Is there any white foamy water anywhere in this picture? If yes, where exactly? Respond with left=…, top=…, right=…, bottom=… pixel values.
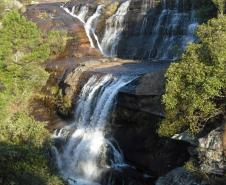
left=101, top=0, right=131, bottom=56
left=146, top=0, right=198, bottom=60
left=84, top=5, right=104, bottom=52
left=62, top=0, right=198, bottom=60
left=62, top=4, right=104, bottom=53
left=53, top=74, right=135, bottom=185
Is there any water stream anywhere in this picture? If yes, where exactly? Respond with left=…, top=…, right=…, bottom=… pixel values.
left=62, top=0, right=198, bottom=60
left=52, top=74, right=136, bottom=185
left=56, top=0, right=200, bottom=184
left=100, top=0, right=131, bottom=57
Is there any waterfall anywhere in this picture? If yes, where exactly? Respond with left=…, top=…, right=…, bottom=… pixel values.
left=140, top=0, right=199, bottom=60
left=101, top=0, right=131, bottom=57
left=84, top=5, right=104, bottom=52
left=62, top=4, right=89, bottom=24
left=53, top=74, right=135, bottom=185
left=62, top=0, right=199, bottom=60
left=62, top=4, right=104, bottom=53
left=115, top=0, right=199, bottom=61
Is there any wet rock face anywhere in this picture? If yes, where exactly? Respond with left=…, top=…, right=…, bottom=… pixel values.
left=111, top=118, right=190, bottom=175
left=155, top=168, right=208, bottom=185
left=156, top=167, right=226, bottom=185
left=198, top=125, right=226, bottom=175
left=110, top=70, right=190, bottom=175
left=62, top=0, right=216, bottom=61
left=25, top=3, right=101, bottom=59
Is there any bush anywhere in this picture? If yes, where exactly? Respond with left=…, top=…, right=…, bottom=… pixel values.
left=47, top=30, right=68, bottom=56
left=0, top=10, right=65, bottom=185
left=158, top=15, right=226, bottom=137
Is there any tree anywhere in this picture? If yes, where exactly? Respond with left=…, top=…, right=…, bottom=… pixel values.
left=0, top=10, right=65, bottom=185
left=158, top=15, right=226, bottom=137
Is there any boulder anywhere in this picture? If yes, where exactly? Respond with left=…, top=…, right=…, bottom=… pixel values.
left=156, top=167, right=226, bottom=185
left=198, top=124, right=226, bottom=175
left=156, top=168, right=208, bottom=185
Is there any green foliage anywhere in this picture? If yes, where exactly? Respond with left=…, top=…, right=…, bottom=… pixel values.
left=0, top=10, right=65, bottom=184
left=184, top=160, right=199, bottom=173
left=0, top=10, right=50, bottom=63
left=0, top=113, right=64, bottom=185
left=159, top=16, right=226, bottom=137
left=0, top=2, right=6, bottom=18
left=47, top=30, right=68, bottom=56
left=0, top=0, right=25, bottom=20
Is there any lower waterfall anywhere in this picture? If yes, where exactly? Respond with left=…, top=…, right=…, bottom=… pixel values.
left=52, top=74, right=135, bottom=185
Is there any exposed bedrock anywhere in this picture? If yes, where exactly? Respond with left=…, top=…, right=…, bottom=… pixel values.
left=25, top=2, right=101, bottom=59
left=197, top=123, right=226, bottom=175
left=110, top=70, right=190, bottom=175
left=62, top=0, right=216, bottom=60
left=156, top=167, right=226, bottom=185
left=100, top=167, right=155, bottom=185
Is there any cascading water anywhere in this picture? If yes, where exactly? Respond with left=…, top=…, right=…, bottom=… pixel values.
left=117, top=0, right=199, bottom=60
left=62, top=4, right=88, bottom=23
left=52, top=74, right=135, bottom=185
left=62, top=0, right=199, bottom=61
left=152, top=0, right=198, bottom=60
left=139, top=0, right=156, bottom=34
left=53, top=1, right=203, bottom=184
left=62, top=3, right=104, bottom=53
left=100, top=0, right=131, bottom=57
left=84, top=5, right=104, bottom=52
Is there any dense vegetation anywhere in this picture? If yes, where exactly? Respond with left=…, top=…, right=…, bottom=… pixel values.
left=159, top=0, right=226, bottom=136
left=0, top=9, right=66, bottom=185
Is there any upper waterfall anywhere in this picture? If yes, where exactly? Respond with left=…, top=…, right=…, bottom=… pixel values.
left=100, top=0, right=131, bottom=57
left=52, top=74, right=135, bottom=185
left=62, top=0, right=199, bottom=61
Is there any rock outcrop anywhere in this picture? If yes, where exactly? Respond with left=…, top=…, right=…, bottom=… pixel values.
left=25, top=2, right=104, bottom=129
left=25, top=2, right=101, bottom=58
left=156, top=168, right=207, bottom=185
left=198, top=124, right=226, bottom=175
left=100, top=167, right=155, bottom=185
left=156, top=167, right=226, bottom=185
left=62, top=0, right=216, bottom=60
left=109, top=69, right=190, bottom=175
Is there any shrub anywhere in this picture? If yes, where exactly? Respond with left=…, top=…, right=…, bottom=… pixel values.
left=0, top=10, right=65, bottom=185
left=47, top=30, right=68, bottom=56
left=158, top=15, right=226, bottom=137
